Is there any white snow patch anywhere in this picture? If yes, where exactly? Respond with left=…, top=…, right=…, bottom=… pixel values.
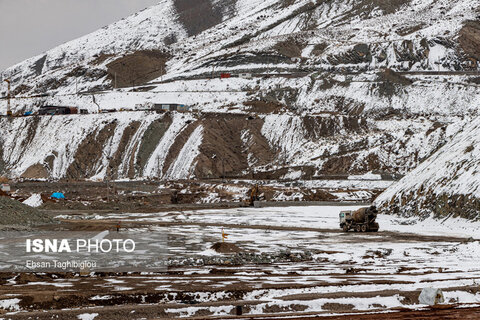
left=77, top=313, right=99, bottom=320
left=0, top=298, right=21, bottom=311
left=23, top=194, right=43, bottom=207
left=164, top=125, right=204, bottom=180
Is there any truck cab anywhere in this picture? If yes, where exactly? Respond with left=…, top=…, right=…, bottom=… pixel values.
left=339, top=210, right=352, bottom=230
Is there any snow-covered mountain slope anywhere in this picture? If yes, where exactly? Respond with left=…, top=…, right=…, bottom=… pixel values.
left=1, top=0, right=479, bottom=102
left=0, top=0, right=479, bottom=193
left=0, top=111, right=450, bottom=181
left=2, top=2, right=184, bottom=91
left=376, top=116, right=480, bottom=219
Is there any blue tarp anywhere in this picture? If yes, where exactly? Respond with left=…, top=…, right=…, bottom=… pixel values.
left=51, top=192, right=65, bottom=199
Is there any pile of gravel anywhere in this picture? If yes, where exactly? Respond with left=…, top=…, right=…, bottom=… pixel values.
left=168, top=250, right=315, bottom=267
left=0, top=196, right=53, bottom=228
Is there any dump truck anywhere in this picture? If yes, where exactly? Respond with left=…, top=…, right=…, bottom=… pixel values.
left=339, top=206, right=379, bottom=232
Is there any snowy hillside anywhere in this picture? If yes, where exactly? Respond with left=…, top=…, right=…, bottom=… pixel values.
left=1, top=1, right=184, bottom=92
left=0, top=111, right=451, bottom=181
left=0, top=0, right=479, bottom=191
left=1, top=0, right=479, bottom=104
left=376, top=116, right=480, bottom=219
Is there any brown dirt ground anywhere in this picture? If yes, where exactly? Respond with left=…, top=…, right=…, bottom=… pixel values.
left=4, top=305, right=480, bottom=320
left=66, top=122, right=117, bottom=179
left=244, top=100, right=285, bottom=114
left=0, top=207, right=477, bottom=319
left=459, top=21, right=480, bottom=61
left=20, top=163, right=49, bottom=180
left=106, top=50, right=169, bottom=88
left=211, top=242, right=243, bottom=253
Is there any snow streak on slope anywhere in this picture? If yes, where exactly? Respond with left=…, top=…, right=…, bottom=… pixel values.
left=261, top=115, right=305, bottom=159
left=143, top=113, right=194, bottom=177
left=116, top=113, right=160, bottom=177
left=164, top=125, right=204, bottom=180
left=0, top=112, right=196, bottom=180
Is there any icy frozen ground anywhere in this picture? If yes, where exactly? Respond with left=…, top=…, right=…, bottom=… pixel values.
left=91, top=205, right=480, bottom=239
left=44, top=205, right=480, bottom=317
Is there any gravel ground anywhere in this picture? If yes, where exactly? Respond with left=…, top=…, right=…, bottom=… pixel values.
left=0, top=196, right=53, bottom=228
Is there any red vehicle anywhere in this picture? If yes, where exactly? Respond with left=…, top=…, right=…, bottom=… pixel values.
left=220, top=73, right=231, bottom=79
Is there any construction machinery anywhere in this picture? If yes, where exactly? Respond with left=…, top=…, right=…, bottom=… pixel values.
left=249, top=184, right=260, bottom=206
left=3, top=79, right=12, bottom=117
left=339, top=206, right=379, bottom=232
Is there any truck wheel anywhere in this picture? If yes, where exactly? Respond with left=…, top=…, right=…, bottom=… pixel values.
left=355, top=225, right=361, bottom=232
left=343, top=224, right=349, bottom=232
left=361, top=225, right=367, bottom=232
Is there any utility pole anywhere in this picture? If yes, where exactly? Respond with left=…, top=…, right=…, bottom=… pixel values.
left=106, top=165, right=110, bottom=203
left=104, top=155, right=112, bottom=203
left=222, top=156, right=225, bottom=182
left=3, top=79, right=12, bottom=117
left=111, top=165, right=116, bottom=199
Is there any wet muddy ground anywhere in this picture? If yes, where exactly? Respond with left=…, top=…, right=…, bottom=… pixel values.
left=1, top=205, right=480, bottom=319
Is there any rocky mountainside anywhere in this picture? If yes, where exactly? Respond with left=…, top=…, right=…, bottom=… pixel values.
left=376, top=116, right=480, bottom=219
left=2, top=0, right=479, bottom=103
left=0, top=0, right=479, bottom=213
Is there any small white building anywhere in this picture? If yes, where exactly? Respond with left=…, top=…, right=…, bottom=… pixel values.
left=239, top=73, right=252, bottom=79
left=1, top=184, right=11, bottom=193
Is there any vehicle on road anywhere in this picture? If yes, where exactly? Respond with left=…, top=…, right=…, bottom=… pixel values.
left=340, top=206, right=379, bottom=232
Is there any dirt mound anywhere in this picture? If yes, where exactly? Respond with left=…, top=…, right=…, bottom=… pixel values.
left=0, top=196, right=53, bottom=227
left=459, top=21, right=480, bottom=60
left=244, top=100, right=285, bottom=114
left=211, top=242, right=243, bottom=254
left=106, top=50, right=169, bottom=88
left=273, top=37, right=306, bottom=58
left=21, top=163, right=49, bottom=180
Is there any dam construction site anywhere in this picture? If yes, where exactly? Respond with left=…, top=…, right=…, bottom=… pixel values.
left=1, top=0, right=480, bottom=319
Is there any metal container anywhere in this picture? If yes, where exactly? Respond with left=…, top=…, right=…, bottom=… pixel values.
left=352, top=207, right=367, bottom=223
left=352, top=206, right=377, bottom=223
